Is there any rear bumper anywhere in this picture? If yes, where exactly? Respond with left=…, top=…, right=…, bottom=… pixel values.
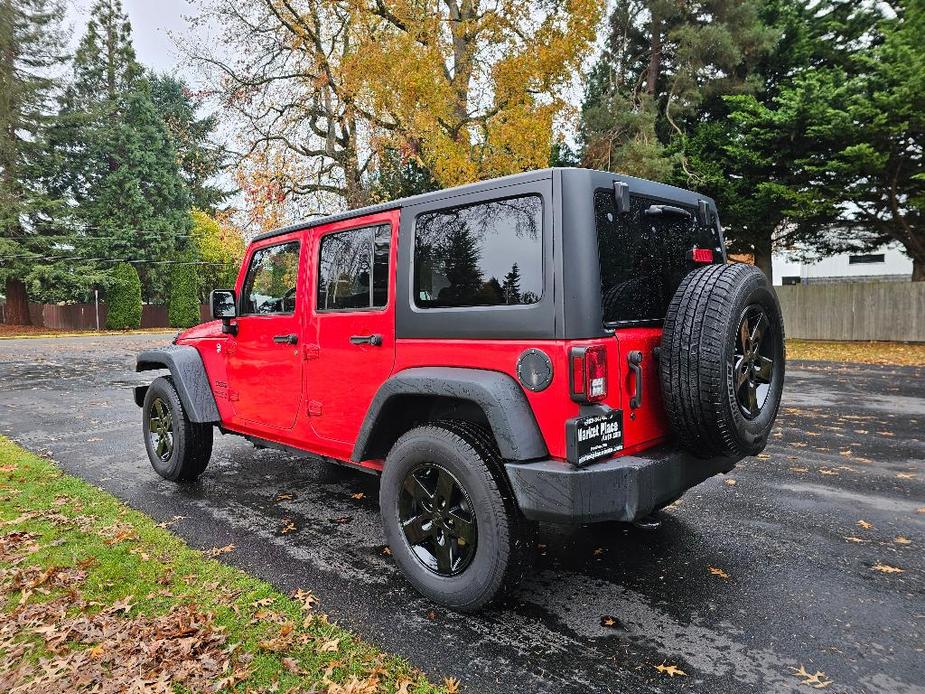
left=504, top=446, right=740, bottom=523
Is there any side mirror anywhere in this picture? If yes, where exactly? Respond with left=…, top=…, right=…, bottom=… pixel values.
left=210, top=289, right=238, bottom=335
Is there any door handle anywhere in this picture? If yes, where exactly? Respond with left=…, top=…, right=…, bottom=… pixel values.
left=628, top=351, right=643, bottom=409
left=273, top=334, right=298, bottom=345
left=350, top=334, right=382, bottom=346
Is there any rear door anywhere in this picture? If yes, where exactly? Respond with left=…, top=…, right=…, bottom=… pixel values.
left=225, top=233, right=305, bottom=430
left=594, top=187, right=723, bottom=450
left=306, top=211, right=398, bottom=446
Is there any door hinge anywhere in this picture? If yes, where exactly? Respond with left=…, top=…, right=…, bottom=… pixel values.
left=308, top=400, right=322, bottom=416
left=303, top=344, right=320, bottom=361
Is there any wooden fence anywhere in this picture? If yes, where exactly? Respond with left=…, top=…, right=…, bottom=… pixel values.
left=1, top=303, right=211, bottom=331
left=3, top=284, right=923, bottom=340
left=776, top=282, right=925, bottom=342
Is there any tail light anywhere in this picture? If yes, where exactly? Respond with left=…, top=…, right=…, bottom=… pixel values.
left=570, top=345, right=608, bottom=404
left=689, top=247, right=714, bottom=263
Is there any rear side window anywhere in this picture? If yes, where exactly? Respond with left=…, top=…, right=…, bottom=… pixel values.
left=317, top=224, right=390, bottom=311
left=413, top=195, right=543, bottom=308
left=595, top=191, right=721, bottom=325
left=240, top=241, right=300, bottom=315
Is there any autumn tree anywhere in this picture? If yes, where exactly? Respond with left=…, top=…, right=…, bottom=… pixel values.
left=0, top=0, right=67, bottom=324
left=189, top=0, right=600, bottom=223
left=190, top=209, right=245, bottom=300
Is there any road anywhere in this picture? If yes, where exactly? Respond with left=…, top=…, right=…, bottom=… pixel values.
left=0, top=334, right=922, bottom=693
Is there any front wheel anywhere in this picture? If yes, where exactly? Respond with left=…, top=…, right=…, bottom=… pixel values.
left=380, top=422, right=529, bottom=612
left=142, top=376, right=213, bottom=481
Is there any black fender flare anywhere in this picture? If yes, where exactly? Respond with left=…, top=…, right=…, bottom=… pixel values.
left=352, top=367, right=548, bottom=462
left=135, top=345, right=220, bottom=423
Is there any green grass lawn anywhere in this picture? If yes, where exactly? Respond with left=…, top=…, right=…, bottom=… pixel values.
left=0, top=436, right=450, bottom=693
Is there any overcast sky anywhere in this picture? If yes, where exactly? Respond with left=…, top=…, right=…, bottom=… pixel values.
left=66, top=0, right=195, bottom=75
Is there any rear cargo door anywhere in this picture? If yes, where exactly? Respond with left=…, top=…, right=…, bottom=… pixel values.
left=594, top=186, right=723, bottom=450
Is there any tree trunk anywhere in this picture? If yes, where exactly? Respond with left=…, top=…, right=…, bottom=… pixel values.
left=646, top=15, right=662, bottom=96
left=913, top=257, right=924, bottom=282
left=752, top=236, right=773, bottom=281
left=4, top=276, right=32, bottom=326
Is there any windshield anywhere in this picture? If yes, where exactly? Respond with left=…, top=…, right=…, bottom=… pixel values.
left=594, top=190, right=722, bottom=326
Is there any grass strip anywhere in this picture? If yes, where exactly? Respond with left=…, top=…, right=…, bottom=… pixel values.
left=786, top=339, right=925, bottom=366
left=0, top=436, right=450, bottom=693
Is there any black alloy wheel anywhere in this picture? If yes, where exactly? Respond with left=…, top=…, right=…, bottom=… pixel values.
left=148, top=397, right=174, bottom=462
left=399, top=463, right=478, bottom=576
left=733, top=305, right=776, bottom=419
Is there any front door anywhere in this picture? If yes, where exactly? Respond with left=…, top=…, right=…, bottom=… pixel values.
left=226, top=234, right=305, bottom=430
left=308, top=213, right=397, bottom=446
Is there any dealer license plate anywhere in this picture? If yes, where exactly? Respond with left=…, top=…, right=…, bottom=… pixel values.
left=566, top=409, right=624, bottom=466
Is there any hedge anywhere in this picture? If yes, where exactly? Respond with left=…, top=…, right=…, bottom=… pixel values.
left=106, top=263, right=142, bottom=329
left=168, top=257, right=201, bottom=328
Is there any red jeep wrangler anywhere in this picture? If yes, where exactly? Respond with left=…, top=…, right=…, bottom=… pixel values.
left=136, top=168, right=784, bottom=611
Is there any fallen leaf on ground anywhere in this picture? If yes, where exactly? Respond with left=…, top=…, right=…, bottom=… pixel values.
left=654, top=663, right=687, bottom=677
left=319, top=638, right=340, bottom=653
left=351, top=492, right=365, bottom=500
left=279, top=519, right=297, bottom=534
left=708, top=566, right=730, bottom=579
left=896, top=472, right=916, bottom=480
left=871, top=563, right=904, bottom=574
left=857, top=520, right=873, bottom=530
left=206, top=543, right=235, bottom=557
left=791, top=665, right=833, bottom=688
left=844, top=537, right=866, bottom=543
left=444, top=677, right=461, bottom=693
left=291, top=588, right=317, bottom=612
left=724, top=479, right=737, bottom=486
left=396, top=678, right=413, bottom=694
left=819, top=468, right=839, bottom=476
left=600, top=615, right=623, bottom=629
left=275, top=492, right=294, bottom=502
left=894, top=536, right=911, bottom=545
left=790, top=467, right=809, bottom=473
left=381, top=546, right=392, bottom=556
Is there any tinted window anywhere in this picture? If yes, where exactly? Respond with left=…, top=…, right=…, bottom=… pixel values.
left=414, top=195, right=543, bottom=308
left=318, top=225, right=390, bottom=311
left=241, top=241, right=300, bottom=315
left=595, top=191, right=721, bottom=325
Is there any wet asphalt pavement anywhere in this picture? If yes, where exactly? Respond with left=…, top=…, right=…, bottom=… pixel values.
left=0, top=334, right=922, bottom=693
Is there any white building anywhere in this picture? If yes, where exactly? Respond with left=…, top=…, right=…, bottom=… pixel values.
left=771, top=243, right=913, bottom=286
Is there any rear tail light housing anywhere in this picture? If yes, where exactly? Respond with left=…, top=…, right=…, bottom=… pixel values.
left=569, top=345, right=608, bottom=404
left=689, top=247, right=714, bottom=263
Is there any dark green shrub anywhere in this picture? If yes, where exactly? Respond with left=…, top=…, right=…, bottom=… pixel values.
left=106, top=263, right=142, bottom=329
left=168, top=257, right=201, bottom=328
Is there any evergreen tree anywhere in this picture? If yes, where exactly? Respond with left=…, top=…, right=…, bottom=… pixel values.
left=439, top=224, right=483, bottom=304
left=721, top=0, right=924, bottom=279
left=149, top=74, right=229, bottom=211
left=684, top=0, right=878, bottom=276
left=48, top=0, right=192, bottom=303
left=0, top=0, right=67, bottom=324
left=502, top=263, right=522, bottom=304
left=577, top=0, right=776, bottom=181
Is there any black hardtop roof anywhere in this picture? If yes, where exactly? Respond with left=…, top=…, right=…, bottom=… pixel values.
left=251, top=167, right=712, bottom=244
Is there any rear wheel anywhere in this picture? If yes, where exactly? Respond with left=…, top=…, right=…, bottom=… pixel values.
left=660, top=263, right=785, bottom=457
left=380, top=422, right=529, bottom=611
left=142, top=376, right=213, bottom=481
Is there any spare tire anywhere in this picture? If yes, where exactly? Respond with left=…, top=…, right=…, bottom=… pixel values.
left=660, top=263, right=785, bottom=457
